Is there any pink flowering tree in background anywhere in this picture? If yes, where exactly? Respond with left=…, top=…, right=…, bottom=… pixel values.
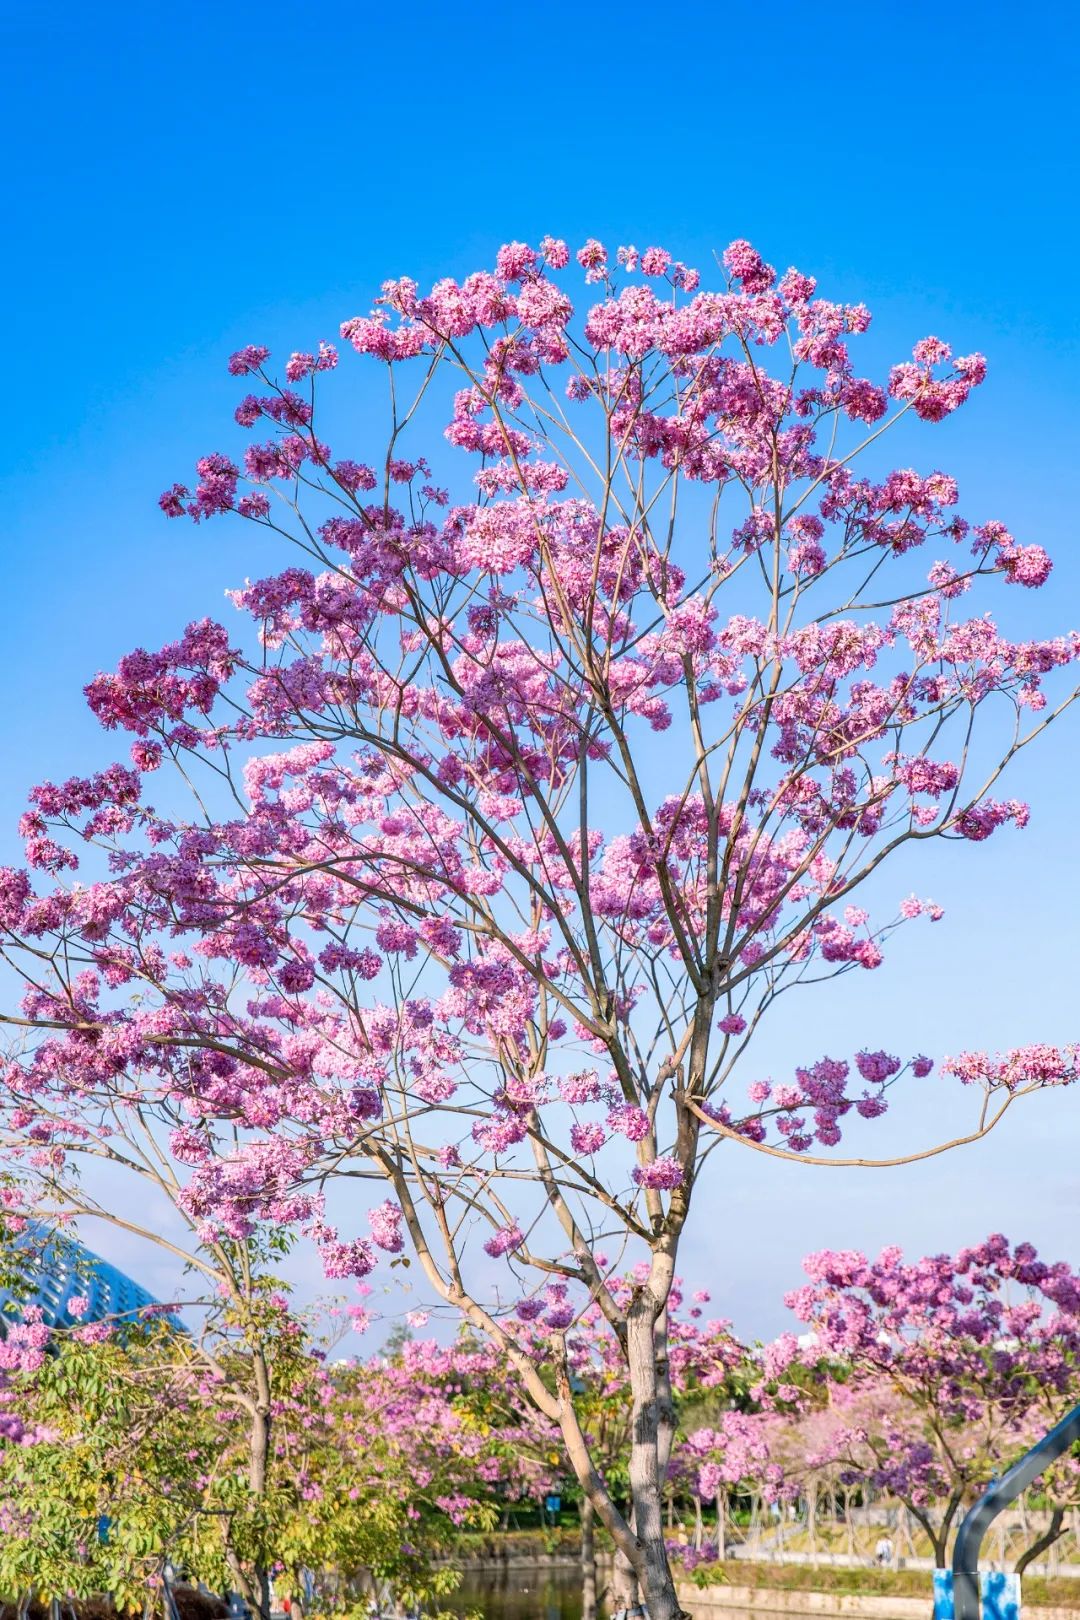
left=777, top=1235, right=1080, bottom=1569
left=677, top=1409, right=781, bottom=1564
left=349, top=1328, right=561, bottom=1533
left=0, top=233, right=1077, bottom=1618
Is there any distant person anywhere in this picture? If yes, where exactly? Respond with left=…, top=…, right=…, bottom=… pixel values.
left=875, top=1536, right=894, bottom=1567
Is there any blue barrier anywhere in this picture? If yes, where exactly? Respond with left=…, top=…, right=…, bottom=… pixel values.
left=934, top=1570, right=1021, bottom=1620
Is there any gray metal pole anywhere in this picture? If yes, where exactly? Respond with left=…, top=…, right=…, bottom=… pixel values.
left=952, top=1402, right=1080, bottom=1620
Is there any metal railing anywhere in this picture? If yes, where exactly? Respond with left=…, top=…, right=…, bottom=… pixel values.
left=953, top=1404, right=1080, bottom=1620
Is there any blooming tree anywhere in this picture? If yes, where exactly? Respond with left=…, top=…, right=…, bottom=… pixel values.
left=340, top=1329, right=557, bottom=1533
left=777, top=1235, right=1080, bottom=1567
left=676, top=1403, right=799, bottom=1568
left=0, top=1005, right=370, bottom=1615
left=0, top=234, right=1077, bottom=1618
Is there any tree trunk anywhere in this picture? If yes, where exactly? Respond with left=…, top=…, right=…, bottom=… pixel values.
left=627, top=1290, right=687, bottom=1619
left=1015, top=1507, right=1065, bottom=1576
left=581, top=1495, right=598, bottom=1620
left=247, top=1371, right=273, bottom=1620
left=224, top=1551, right=261, bottom=1619
left=610, top=1536, right=641, bottom=1620
left=807, top=1480, right=818, bottom=1568
left=715, top=1492, right=726, bottom=1563
left=932, top=1524, right=950, bottom=1569
left=655, top=1301, right=677, bottom=1483
left=898, top=1504, right=916, bottom=1559
left=842, top=1488, right=853, bottom=1559
left=907, top=1500, right=948, bottom=1569
left=694, top=1496, right=704, bottom=1551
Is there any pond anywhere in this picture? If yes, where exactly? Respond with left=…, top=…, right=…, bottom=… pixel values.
left=446, top=1567, right=584, bottom=1620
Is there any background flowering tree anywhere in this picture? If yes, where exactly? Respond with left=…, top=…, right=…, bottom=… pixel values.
left=0, top=1273, right=328, bottom=1618
left=0, top=1200, right=336, bottom=1616
left=678, top=1410, right=782, bottom=1565
left=1, top=234, right=1077, bottom=1618
left=776, top=1235, right=1080, bottom=1568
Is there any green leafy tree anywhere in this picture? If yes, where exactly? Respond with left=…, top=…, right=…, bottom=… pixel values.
left=0, top=1297, right=501, bottom=1618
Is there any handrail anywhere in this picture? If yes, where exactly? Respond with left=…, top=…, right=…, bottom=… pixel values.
left=952, top=1402, right=1080, bottom=1620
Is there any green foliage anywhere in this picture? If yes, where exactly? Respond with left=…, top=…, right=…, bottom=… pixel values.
left=0, top=1293, right=466, bottom=1616
left=0, top=1195, right=33, bottom=1302
left=0, top=1326, right=213, bottom=1612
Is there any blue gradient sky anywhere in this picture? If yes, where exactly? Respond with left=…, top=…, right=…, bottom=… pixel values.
left=1, top=0, right=1078, bottom=1336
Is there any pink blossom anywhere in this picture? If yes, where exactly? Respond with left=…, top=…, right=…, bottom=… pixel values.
left=633, top=1157, right=685, bottom=1190
left=606, top=1104, right=650, bottom=1142
left=484, top=1225, right=524, bottom=1259
left=368, top=1199, right=405, bottom=1253
left=570, top=1122, right=607, bottom=1156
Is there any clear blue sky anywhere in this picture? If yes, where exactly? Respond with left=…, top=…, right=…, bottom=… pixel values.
left=1, top=0, right=1078, bottom=1336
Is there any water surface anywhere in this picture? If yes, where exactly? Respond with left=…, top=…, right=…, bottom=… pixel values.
left=448, top=1567, right=584, bottom=1620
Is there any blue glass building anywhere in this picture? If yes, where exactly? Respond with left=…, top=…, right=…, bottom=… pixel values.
left=0, top=1223, right=183, bottom=1331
